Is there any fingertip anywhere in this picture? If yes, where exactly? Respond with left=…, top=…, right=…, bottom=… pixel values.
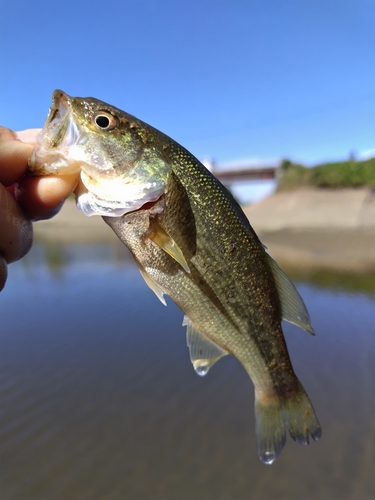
left=30, top=199, right=65, bottom=222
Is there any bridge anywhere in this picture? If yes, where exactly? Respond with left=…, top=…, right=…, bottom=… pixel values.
left=200, top=158, right=279, bottom=183
left=213, top=166, right=279, bottom=183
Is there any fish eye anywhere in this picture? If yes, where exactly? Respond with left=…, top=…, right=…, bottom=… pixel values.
left=93, top=112, right=117, bottom=131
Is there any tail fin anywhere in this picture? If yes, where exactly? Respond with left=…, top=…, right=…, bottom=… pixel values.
left=254, top=384, right=321, bottom=464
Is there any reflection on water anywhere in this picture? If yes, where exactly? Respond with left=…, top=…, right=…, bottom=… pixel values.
left=1, top=243, right=375, bottom=500
left=284, top=266, right=375, bottom=295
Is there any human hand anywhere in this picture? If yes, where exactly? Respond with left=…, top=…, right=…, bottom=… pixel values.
left=0, top=126, right=78, bottom=290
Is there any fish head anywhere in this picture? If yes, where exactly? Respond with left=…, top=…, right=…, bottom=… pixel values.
left=28, top=90, right=170, bottom=216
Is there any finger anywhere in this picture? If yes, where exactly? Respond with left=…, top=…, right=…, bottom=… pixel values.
left=0, top=185, right=33, bottom=263
left=16, top=173, right=78, bottom=221
left=15, top=129, right=41, bottom=144
left=0, top=127, right=36, bottom=186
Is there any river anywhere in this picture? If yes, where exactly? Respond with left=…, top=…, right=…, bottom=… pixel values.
left=1, top=241, right=375, bottom=500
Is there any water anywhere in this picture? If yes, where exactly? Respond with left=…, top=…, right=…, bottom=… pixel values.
left=1, top=242, right=375, bottom=500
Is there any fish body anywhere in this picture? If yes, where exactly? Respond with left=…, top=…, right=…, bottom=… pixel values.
left=29, top=90, right=321, bottom=463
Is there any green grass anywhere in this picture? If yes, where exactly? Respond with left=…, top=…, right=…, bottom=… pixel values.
left=278, top=157, right=375, bottom=190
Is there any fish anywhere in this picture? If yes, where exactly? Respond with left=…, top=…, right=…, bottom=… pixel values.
left=28, top=90, right=321, bottom=464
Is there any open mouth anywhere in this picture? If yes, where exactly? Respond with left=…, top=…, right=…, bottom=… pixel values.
left=28, top=90, right=82, bottom=175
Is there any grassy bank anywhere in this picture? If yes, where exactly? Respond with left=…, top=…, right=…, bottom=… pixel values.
left=278, top=157, right=375, bottom=190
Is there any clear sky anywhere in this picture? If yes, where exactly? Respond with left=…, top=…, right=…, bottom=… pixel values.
left=1, top=0, right=374, bottom=167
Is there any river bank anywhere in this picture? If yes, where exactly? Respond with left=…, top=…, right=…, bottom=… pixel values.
left=32, top=188, right=375, bottom=272
left=243, top=187, right=375, bottom=272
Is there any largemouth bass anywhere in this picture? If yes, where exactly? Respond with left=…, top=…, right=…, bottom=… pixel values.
left=28, top=90, right=321, bottom=464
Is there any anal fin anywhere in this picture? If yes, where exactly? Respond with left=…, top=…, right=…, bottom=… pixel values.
left=183, top=315, right=228, bottom=376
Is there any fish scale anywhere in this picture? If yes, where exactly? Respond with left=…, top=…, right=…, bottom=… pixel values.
left=28, top=90, right=321, bottom=464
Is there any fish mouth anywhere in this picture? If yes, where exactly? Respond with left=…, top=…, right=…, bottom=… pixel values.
left=28, top=90, right=83, bottom=175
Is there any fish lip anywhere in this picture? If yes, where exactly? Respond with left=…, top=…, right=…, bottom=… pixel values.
left=52, top=89, right=71, bottom=110
left=47, top=90, right=70, bottom=121
left=41, top=90, right=72, bottom=148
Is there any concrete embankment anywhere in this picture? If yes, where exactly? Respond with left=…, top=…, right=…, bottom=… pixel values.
left=243, top=187, right=375, bottom=272
left=32, top=188, right=375, bottom=272
left=243, top=187, right=375, bottom=232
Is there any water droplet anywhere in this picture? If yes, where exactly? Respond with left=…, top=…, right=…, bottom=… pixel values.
left=261, top=451, right=276, bottom=465
left=194, top=362, right=209, bottom=377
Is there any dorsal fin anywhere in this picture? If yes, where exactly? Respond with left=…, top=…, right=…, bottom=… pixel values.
left=266, top=254, right=314, bottom=335
left=183, top=316, right=229, bottom=376
left=147, top=218, right=190, bottom=273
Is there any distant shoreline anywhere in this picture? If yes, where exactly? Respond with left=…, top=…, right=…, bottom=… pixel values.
left=33, top=189, right=375, bottom=272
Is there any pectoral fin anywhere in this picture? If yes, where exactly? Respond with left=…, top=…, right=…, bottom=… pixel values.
left=266, top=254, right=314, bottom=335
left=137, top=262, right=167, bottom=306
left=183, top=316, right=229, bottom=376
left=147, top=218, right=190, bottom=273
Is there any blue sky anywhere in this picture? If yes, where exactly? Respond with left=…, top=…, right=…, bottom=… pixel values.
left=1, top=0, right=374, bottom=168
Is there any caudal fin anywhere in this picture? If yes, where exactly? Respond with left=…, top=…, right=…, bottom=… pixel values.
left=254, top=385, right=321, bottom=464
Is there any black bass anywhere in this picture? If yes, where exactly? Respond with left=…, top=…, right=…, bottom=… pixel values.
left=28, top=90, right=321, bottom=464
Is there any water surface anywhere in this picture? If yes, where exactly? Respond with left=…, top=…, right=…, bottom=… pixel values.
left=1, top=242, right=375, bottom=499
